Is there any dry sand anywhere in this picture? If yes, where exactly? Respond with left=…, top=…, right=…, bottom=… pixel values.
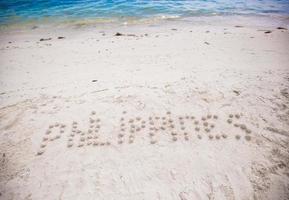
left=0, top=16, right=289, bottom=200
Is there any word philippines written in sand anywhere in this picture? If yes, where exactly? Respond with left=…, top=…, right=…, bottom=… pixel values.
left=37, top=111, right=253, bottom=156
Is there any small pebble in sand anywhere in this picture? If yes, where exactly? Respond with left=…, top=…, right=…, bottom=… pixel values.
left=40, top=142, right=46, bottom=148
left=149, top=117, right=152, bottom=120
left=168, top=119, right=173, bottom=123
left=129, top=135, right=134, bottom=139
left=179, top=116, right=183, bottom=120
left=37, top=149, right=45, bottom=155
left=245, top=135, right=251, bottom=141
left=185, top=116, right=189, bottom=119
left=136, top=127, right=141, bottom=131
left=215, top=135, right=220, bottom=140
left=184, top=132, right=188, bottom=136
left=91, top=111, right=96, bottom=115
left=149, top=121, right=154, bottom=125
left=208, top=135, right=214, bottom=140
left=171, top=132, right=177, bottom=136
left=235, top=135, right=241, bottom=140
left=160, top=126, right=165, bottom=130
left=210, top=124, right=215, bottom=128
left=235, top=114, right=240, bottom=119
left=70, top=133, right=75, bottom=137
left=122, top=111, right=127, bottom=114
left=121, top=123, right=125, bottom=127
left=90, top=119, right=95, bottom=124
left=106, top=142, right=111, bottom=146
left=194, top=120, right=199, bottom=125
left=162, top=121, right=167, bottom=125
left=136, top=117, right=141, bottom=121
left=120, top=117, right=124, bottom=121
left=80, top=137, right=85, bottom=142
left=78, top=143, right=84, bottom=147
left=73, top=121, right=77, bottom=125
left=195, top=127, right=200, bottom=132
left=93, top=141, right=99, bottom=146
left=190, top=116, right=195, bottom=120
left=96, top=125, right=100, bottom=128
left=240, top=124, right=246, bottom=130
left=227, top=119, right=232, bottom=124
left=130, top=129, right=135, bottom=133
left=222, top=134, right=227, bottom=138
left=197, top=135, right=202, bottom=139
left=42, top=136, right=49, bottom=141
left=141, top=125, right=145, bottom=128
left=213, top=115, right=218, bottom=119
left=162, top=117, right=166, bottom=120
left=181, top=126, right=185, bottom=130
left=184, top=136, right=189, bottom=141
left=170, top=125, right=175, bottom=128
left=207, top=114, right=212, bottom=119
left=234, top=124, right=239, bottom=127
left=87, top=141, right=92, bottom=145
left=166, top=111, right=171, bottom=115
left=141, top=120, right=146, bottom=124
left=93, top=135, right=98, bottom=139
left=118, top=140, right=123, bottom=144
left=246, top=129, right=252, bottom=134
left=172, top=137, right=178, bottom=141
left=49, top=125, right=54, bottom=129
left=201, top=117, right=206, bottom=121
left=149, top=132, right=154, bottom=136
left=205, top=128, right=210, bottom=133
left=180, top=121, right=184, bottom=125
left=68, top=137, right=73, bottom=141
left=45, top=130, right=51, bottom=135
left=131, top=124, right=135, bottom=128
left=129, top=119, right=134, bottom=123
left=96, top=119, right=101, bottom=122
left=87, top=135, right=92, bottom=139
left=120, top=128, right=125, bottom=131
left=229, top=114, right=234, bottom=118
left=203, top=122, right=208, bottom=127
left=61, top=124, right=66, bottom=128
left=150, top=140, right=157, bottom=144
left=55, top=123, right=59, bottom=127
left=67, top=142, right=73, bottom=148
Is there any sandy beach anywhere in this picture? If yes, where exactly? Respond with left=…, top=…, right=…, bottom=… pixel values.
left=0, top=16, right=289, bottom=200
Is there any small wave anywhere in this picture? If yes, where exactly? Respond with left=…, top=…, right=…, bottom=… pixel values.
left=160, top=15, right=180, bottom=20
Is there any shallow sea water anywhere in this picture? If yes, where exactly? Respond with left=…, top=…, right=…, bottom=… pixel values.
left=0, top=0, right=289, bottom=27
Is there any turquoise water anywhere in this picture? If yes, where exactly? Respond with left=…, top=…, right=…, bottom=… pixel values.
left=0, top=0, right=289, bottom=26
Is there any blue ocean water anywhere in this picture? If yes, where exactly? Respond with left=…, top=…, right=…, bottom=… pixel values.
left=0, top=0, right=289, bottom=26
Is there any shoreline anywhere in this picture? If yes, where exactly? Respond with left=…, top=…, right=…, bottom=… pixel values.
left=1, top=14, right=289, bottom=34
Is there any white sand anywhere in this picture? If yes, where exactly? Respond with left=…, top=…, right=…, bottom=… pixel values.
left=0, top=16, right=289, bottom=200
